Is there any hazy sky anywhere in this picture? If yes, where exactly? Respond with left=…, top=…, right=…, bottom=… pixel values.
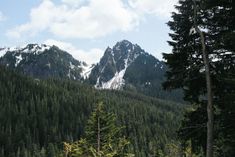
left=0, top=0, right=178, bottom=64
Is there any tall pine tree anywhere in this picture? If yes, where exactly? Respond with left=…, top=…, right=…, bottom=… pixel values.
left=163, top=0, right=235, bottom=156
left=63, top=102, right=134, bottom=157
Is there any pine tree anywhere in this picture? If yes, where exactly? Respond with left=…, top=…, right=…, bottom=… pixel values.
left=163, top=0, right=235, bottom=156
left=63, top=102, right=134, bottom=157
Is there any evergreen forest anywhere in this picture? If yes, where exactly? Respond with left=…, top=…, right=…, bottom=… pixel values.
left=0, top=0, right=234, bottom=157
left=0, top=66, right=184, bottom=157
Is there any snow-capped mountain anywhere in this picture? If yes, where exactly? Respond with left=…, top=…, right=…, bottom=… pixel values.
left=88, top=40, right=167, bottom=91
left=0, top=44, right=91, bottom=80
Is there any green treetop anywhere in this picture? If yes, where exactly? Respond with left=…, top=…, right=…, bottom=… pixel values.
left=63, top=102, right=134, bottom=157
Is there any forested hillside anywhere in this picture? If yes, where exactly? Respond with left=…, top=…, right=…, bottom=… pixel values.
left=0, top=66, right=184, bottom=157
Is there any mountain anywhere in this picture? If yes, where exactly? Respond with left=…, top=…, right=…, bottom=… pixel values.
left=0, top=41, right=182, bottom=101
left=88, top=40, right=182, bottom=100
left=0, top=41, right=184, bottom=156
left=0, top=44, right=91, bottom=80
left=89, top=40, right=166, bottom=89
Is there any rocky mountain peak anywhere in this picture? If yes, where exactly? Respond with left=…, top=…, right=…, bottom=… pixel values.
left=103, top=40, right=145, bottom=70
left=113, top=40, right=143, bottom=55
left=88, top=40, right=164, bottom=90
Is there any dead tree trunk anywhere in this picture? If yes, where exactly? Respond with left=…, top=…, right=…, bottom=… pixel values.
left=193, top=1, right=214, bottom=157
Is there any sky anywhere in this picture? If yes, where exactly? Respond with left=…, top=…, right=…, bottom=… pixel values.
left=0, top=0, right=178, bottom=64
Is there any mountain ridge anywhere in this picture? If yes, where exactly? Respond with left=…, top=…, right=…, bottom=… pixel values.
left=0, top=43, right=91, bottom=80
left=0, top=40, right=182, bottom=101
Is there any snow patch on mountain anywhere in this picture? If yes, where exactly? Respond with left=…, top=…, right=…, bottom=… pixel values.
left=95, top=77, right=101, bottom=88
left=2, top=44, right=51, bottom=57
left=22, top=44, right=51, bottom=55
left=15, top=54, right=23, bottom=67
left=81, top=63, right=94, bottom=79
left=67, top=69, right=72, bottom=78
left=0, top=48, right=8, bottom=57
left=101, top=69, right=126, bottom=89
left=96, top=52, right=133, bottom=89
left=69, top=62, right=75, bottom=69
left=101, top=56, right=129, bottom=89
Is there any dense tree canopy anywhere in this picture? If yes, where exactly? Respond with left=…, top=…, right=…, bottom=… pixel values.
left=0, top=66, right=184, bottom=157
left=163, top=0, right=235, bottom=156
